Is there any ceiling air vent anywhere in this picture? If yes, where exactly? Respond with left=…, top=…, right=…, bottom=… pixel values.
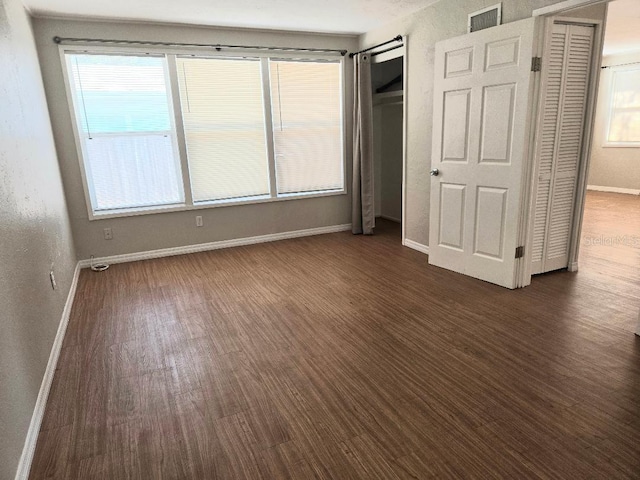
left=468, top=3, right=502, bottom=33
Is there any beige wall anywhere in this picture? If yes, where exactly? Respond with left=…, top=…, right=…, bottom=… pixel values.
left=588, top=50, right=640, bottom=191
left=0, top=0, right=77, bottom=477
left=380, top=103, right=404, bottom=221
left=358, top=0, right=596, bottom=247
left=32, top=17, right=358, bottom=260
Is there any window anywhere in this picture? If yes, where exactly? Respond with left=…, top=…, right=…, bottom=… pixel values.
left=270, top=59, right=344, bottom=194
left=176, top=57, right=270, bottom=202
left=63, top=49, right=345, bottom=218
left=606, top=66, right=640, bottom=147
left=67, top=54, right=184, bottom=212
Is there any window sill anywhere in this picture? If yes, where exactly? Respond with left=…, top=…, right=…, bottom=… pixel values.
left=602, top=142, right=640, bottom=148
left=89, top=188, right=347, bottom=220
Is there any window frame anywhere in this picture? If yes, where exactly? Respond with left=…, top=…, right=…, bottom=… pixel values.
left=59, top=44, right=347, bottom=220
left=603, top=64, right=640, bottom=148
left=267, top=57, right=346, bottom=196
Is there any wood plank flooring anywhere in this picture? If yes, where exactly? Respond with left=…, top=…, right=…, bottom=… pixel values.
left=30, top=191, right=640, bottom=479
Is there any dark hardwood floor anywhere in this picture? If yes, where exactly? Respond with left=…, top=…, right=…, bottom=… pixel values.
left=30, top=191, right=640, bottom=479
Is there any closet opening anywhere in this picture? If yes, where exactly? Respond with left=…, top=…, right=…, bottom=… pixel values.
left=371, top=53, right=405, bottom=243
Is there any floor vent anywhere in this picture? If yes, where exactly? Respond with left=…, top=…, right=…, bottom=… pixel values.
left=468, top=3, right=502, bottom=33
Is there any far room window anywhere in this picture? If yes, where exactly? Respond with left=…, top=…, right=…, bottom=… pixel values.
left=66, top=54, right=184, bottom=212
left=606, top=65, right=640, bottom=147
left=63, top=49, right=346, bottom=218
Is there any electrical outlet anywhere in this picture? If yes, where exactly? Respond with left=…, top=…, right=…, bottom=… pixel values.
left=49, top=271, right=57, bottom=290
left=196, top=216, right=203, bottom=227
left=103, top=227, right=113, bottom=240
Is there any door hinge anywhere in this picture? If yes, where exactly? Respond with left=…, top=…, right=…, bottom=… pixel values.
left=515, top=246, right=525, bottom=259
left=531, top=57, right=542, bottom=72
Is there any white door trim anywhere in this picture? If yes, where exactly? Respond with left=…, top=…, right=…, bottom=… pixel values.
left=401, top=35, right=408, bottom=246
left=567, top=14, right=606, bottom=272
left=370, top=37, right=408, bottom=245
left=516, top=18, right=547, bottom=287
left=533, top=0, right=608, bottom=17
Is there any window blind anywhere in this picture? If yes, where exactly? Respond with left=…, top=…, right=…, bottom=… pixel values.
left=176, top=57, right=270, bottom=202
left=67, top=54, right=184, bottom=211
left=64, top=49, right=346, bottom=217
left=269, top=59, right=344, bottom=194
left=608, top=67, right=640, bottom=144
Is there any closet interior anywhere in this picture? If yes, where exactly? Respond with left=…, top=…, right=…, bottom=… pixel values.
left=372, top=56, right=404, bottom=226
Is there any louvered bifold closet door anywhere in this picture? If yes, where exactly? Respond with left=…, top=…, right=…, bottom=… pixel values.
left=531, top=23, right=594, bottom=274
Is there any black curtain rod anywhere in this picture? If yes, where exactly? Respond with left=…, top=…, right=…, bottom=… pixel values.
left=602, top=61, right=640, bottom=69
left=371, top=43, right=403, bottom=58
left=349, top=35, right=402, bottom=58
left=53, top=36, right=347, bottom=56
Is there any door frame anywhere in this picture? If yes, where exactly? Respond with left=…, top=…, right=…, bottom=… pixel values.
left=533, top=0, right=609, bottom=17
left=518, top=5, right=608, bottom=287
left=371, top=37, right=408, bottom=245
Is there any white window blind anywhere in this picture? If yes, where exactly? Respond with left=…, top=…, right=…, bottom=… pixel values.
left=67, top=54, right=184, bottom=211
left=607, top=66, right=640, bottom=145
left=63, top=48, right=346, bottom=218
left=176, top=57, right=270, bottom=202
left=269, top=59, right=344, bottom=194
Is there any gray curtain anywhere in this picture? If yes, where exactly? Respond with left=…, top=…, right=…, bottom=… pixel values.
left=352, top=53, right=375, bottom=235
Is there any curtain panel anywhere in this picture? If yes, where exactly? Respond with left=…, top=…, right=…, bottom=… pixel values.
left=352, top=53, right=375, bottom=235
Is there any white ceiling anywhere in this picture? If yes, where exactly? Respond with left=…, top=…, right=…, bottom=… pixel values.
left=603, top=0, right=640, bottom=56
left=25, top=0, right=441, bottom=35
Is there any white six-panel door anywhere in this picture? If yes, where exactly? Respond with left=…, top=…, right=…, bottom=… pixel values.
left=428, top=17, right=540, bottom=289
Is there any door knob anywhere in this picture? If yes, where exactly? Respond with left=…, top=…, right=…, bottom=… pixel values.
left=430, top=168, right=439, bottom=176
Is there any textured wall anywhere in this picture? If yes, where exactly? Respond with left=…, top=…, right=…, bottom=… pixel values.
left=0, top=0, right=76, bottom=477
left=32, top=17, right=358, bottom=260
left=588, top=50, right=640, bottom=191
left=358, top=0, right=598, bottom=246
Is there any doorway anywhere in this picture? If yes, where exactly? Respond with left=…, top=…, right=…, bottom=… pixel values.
left=529, top=0, right=640, bottom=287
left=371, top=52, right=405, bottom=242
left=425, top=0, right=636, bottom=290
left=561, top=0, right=640, bottom=331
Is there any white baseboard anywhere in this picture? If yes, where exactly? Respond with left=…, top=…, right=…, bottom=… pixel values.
left=587, top=185, right=640, bottom=195
left=404, top=239, right=430, bottom=255
left=14, top=262, right=81, bottom=480
left=568, top=262, right=579, bottom=272
left=378, top=215, right=402, bottom=224
left=79, top=223, right=352, bottom=268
